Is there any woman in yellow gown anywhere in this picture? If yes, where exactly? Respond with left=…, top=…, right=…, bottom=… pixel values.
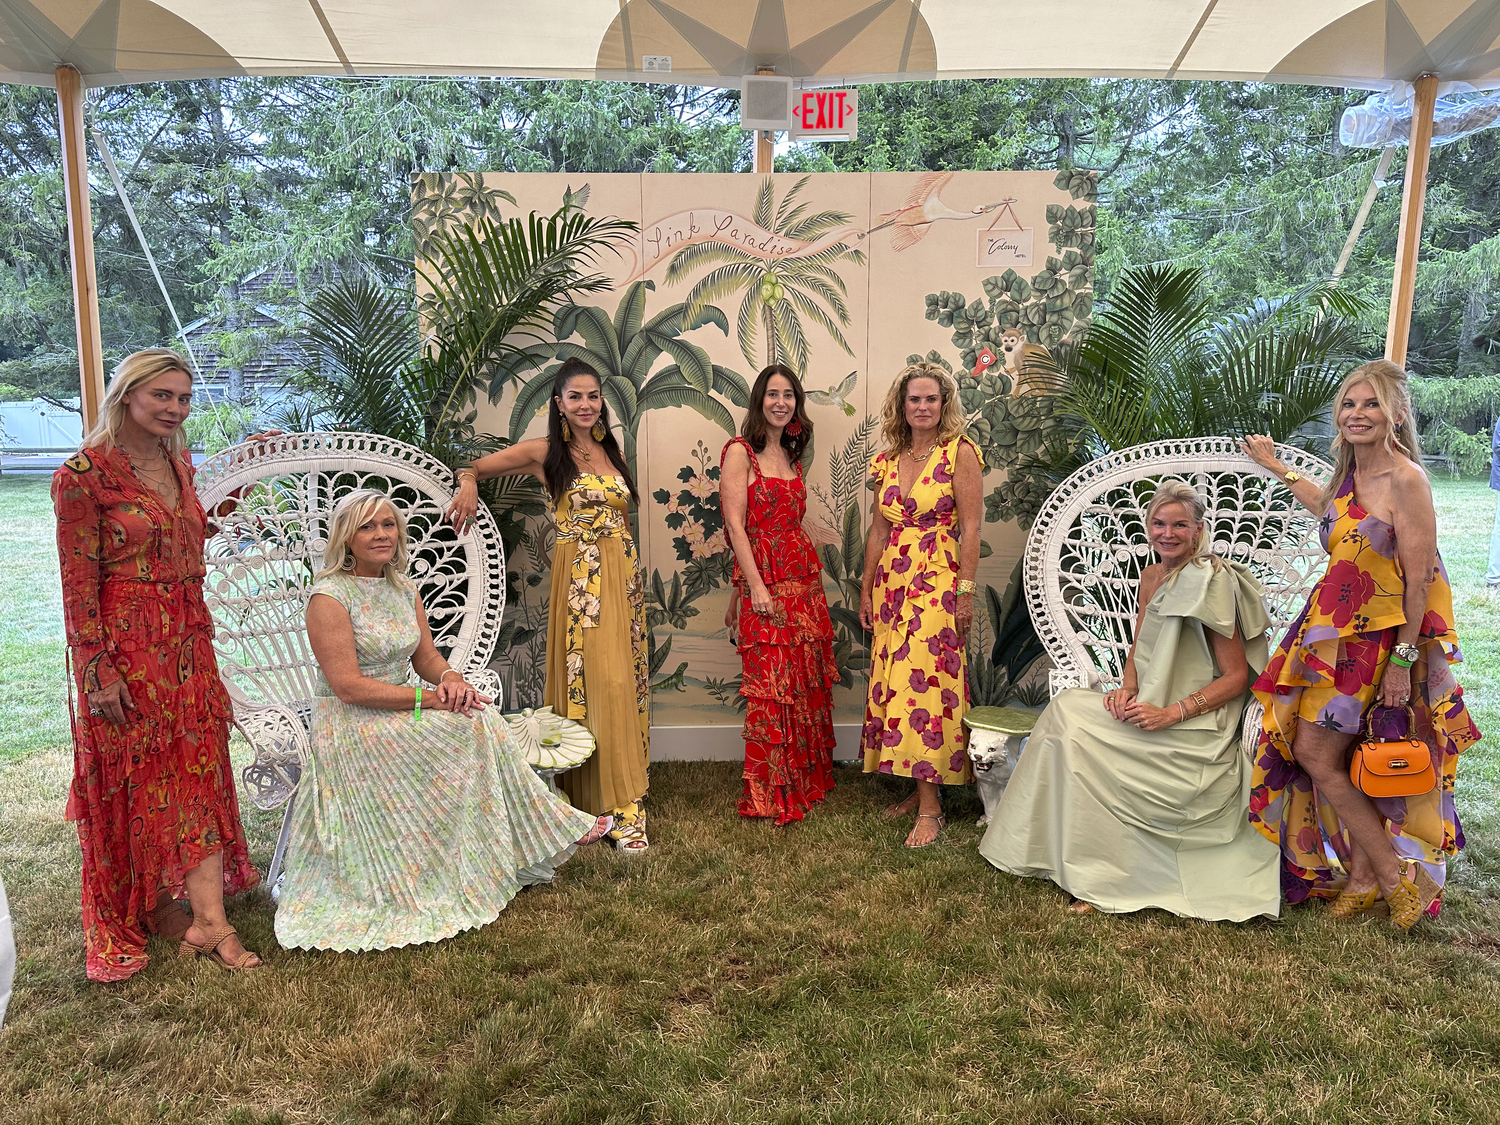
left=447, top=358, right=651, bottom=852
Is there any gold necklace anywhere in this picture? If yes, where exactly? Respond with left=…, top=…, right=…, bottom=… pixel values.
left=907, top=442, right=936, bottom=461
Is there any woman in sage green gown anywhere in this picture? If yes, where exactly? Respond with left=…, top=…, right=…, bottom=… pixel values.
left=979, top=479, right=1281, bottom=921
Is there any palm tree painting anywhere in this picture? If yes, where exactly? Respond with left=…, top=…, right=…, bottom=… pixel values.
left=664, top=176, right=866, bottom=374
left=508, top=279, right=749, bottom=480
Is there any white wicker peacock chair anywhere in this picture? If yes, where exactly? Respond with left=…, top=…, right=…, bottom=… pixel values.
left=195, top=432, right=507, bottom=889
left=1022, top=436, right=1335, bottom=759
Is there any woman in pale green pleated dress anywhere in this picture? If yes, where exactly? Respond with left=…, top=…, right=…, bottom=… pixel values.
left=980, top=479, right=1281, bottom=921
left=274, top=490, right=611, bottom=953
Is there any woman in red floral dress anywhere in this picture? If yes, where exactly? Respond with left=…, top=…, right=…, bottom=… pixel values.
left=53, top=350, right=261, bottom=980
left=720, top=364, right=839, bottom=824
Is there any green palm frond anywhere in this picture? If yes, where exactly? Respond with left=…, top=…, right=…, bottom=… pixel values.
left=509, top=364, right=561, bottom=442
left=754, top=177, right=778, bottom=229
left=614, top=279, right=653, bottom=345
left=782, top=210, right=855, bottom=241
left=636, top=377, right=738, bottom=434
left=772, top=299, right=809, bottom=375
left=655, top=336, right=714, bottom=395
left=682, top=262, right=764, bottom=330
left=664, top=239, right=761, bottom=285
left=784, top=271, right=851, bottom=326
left=785, top=285, right=853, bottom=358
left=735, top=285, right=766, bottom=368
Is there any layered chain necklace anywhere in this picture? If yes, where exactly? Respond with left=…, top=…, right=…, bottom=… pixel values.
left=127, top=443, right=178, bottom=503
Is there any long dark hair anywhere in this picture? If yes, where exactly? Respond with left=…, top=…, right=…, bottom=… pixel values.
left=542, top=358, right=638, bottom=507
left=741, top=364, right=812, bottom=463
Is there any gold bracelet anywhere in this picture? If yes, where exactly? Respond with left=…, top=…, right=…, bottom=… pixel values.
left=956, top=579, right=977, bottom=595
left=456, top=468, right=478, bottom=485
left=1190, top=690, right=1209, bottom=715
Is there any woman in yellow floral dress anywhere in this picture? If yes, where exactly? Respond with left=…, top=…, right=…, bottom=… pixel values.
left=859, top=362, right=984, bottom=847
left=1242, top=360, right=1480, bottom=929
left=447, top=359, right=651, bottom=852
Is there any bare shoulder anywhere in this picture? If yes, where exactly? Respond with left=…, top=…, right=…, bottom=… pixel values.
left=953, top=439, right=983, bottom=473
left=1137, top=563, right=1167, bottom=600
left=721, top=440, right=750, bottom=469
left=1393, top=457, right=1434, bottom=498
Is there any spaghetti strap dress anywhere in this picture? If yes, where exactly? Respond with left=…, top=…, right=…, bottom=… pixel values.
left=1249, top=471, right=1480, bottom=911
left=543, top=474, right=651, bottom=821
left=721, top=437, right=839, bottom=824
left=862, top=436, right=980, bottom=785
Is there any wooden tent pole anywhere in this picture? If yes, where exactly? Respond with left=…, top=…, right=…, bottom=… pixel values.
left=55, top=64, right=106, bottom=427
left=1385, top=74, right=1438, bottom=368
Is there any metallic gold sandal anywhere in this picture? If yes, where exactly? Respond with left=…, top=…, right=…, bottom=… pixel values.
left=1329, top=885, right=1381, bottom=921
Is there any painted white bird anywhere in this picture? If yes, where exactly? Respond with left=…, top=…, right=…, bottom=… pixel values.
left=501, top=706, right=596, bottom=771
left=866, top=172, right=1015, bottom=252
left=806, top=371, right=858, bottom=416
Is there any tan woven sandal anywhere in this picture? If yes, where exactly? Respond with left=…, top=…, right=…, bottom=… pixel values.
left=1329, top=885, right=1382, bottom=921
left=179, top=923, right=262, bottom=971
left=145, top=894, right=192, bottom=940
left=1386, top=867, right=1425, bottom=932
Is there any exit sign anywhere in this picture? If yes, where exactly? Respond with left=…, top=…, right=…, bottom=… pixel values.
left=790, top=88, right=858, bottom=141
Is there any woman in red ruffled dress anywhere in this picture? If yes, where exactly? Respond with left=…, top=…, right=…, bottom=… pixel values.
left=53, top=350, right=261, bottom=980
left=720, top=364, right=840, bottom=824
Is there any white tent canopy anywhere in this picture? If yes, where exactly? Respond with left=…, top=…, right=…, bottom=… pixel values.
left=2, top=0, right=1498, bottom=90
left=6, top=0, right=1499, bottom=422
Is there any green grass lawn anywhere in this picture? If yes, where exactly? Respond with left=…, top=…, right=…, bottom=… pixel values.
left=3, top=474, right=1500, bottom=1124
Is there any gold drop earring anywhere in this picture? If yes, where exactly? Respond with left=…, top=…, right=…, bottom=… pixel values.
left=561, top=417, right=572, bottom=442
left=592, top=418, right=607, bottom=442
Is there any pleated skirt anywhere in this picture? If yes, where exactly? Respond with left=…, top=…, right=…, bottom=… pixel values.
left=274, top=701, right=596, bottom=952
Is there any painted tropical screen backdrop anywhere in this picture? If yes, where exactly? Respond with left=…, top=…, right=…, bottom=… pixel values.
left=414, top=170, right=1097, bottom=741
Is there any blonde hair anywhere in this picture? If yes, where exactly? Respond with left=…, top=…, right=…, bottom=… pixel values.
left=879, top=362, right=967, bottom=455
left=315, top=489, right=412, bottom=587
left=1145, top=478, right=1219, bottom=570
left=1320, top=359, right=1425, bottom=510
left=79, top=349, right=194, bottom=454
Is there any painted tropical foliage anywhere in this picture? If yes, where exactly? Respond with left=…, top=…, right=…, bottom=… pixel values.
left=665, top=176, right=866, bottom=372
left=414, top=170, right=1091, bottom=727
left=507, top=278, right=750, bottom=476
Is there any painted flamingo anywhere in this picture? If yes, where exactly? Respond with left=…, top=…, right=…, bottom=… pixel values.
left=864, top=172, right=1014, bottom=252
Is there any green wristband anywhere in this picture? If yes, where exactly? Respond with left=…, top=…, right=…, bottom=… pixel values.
left=414, top=686, right=422, bottom=721
left=1387, top=654, right=1414, bottom=669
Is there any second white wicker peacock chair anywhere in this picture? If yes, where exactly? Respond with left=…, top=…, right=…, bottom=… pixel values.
left=1021, top=436, right=1335, bottom=760
left=194, top=432, right=509, bottom=889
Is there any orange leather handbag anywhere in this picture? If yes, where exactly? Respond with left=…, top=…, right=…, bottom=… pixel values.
left=1349, top=705, right=1436, bottom=799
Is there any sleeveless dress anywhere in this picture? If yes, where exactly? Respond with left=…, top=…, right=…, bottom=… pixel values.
left=1250, top=471, right=1481, bottom=910
left=721, top=437, right=839, bottom=824
left=52, top=445, right=259, bottom=981
left=981, top=559, right=1281, bottom=921
left=862, top=436, right=980, bottom=785
left=274, top=573, right=596, bottom=952
left=542, top=474, right=651, bottom=820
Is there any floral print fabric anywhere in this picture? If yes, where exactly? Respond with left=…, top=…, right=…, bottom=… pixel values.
left=274, top=574, right=596, bottom=952
left=544, top=475, right=651, bottom=816
left=52, top=445, right=259, bottom=982
left=721, top=437, right=839, bottom=824
left=1250, top=472, right=1480, bottom=909
left=861, top=436, right=979, bottom=785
